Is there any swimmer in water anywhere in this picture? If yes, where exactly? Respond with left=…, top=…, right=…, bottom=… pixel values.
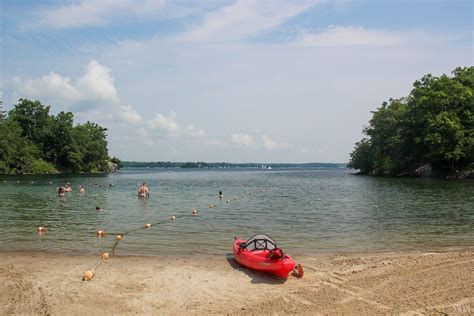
left=64, top=183, right=72, bottom=192
left=219, top=190, right=223, bottom=198
left=79, top=185, right=85, bottom=193
left=57, top=187, right=65, bottom=196
left=138, top=182, right=150, bottom=198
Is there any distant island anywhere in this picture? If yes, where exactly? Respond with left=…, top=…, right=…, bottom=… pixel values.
left=349, top=66, right=474, bottom=179
left=0, top=99, right=119, bottom=174
left=122, top=161, right=347, bottom=169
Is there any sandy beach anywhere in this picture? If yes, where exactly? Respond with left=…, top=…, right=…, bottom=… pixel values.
left=1, top=250, right=473, bottom=315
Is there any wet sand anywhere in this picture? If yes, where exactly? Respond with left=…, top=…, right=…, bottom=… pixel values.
left=1, top=250, right=473, bottom=315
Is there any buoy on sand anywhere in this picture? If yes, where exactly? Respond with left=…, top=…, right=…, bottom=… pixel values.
left=116, top=235, right=122, bottom=241
left=101, top=252, right=109, bottom=259
left=82, top=270, right=95, bottom=281
left=295, top=264, right=304, bottom=278
left=96, top=230, right=106, bottom=237
left=144, top=223, right=151, bottom=228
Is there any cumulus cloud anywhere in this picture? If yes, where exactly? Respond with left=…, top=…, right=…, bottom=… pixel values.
left=76, top=60, right=119, bottom=102
left=12, top=72, right=82, bottom=103
left=12, top=60, right=119, bottom=105
left=120, top=104, right=143, bottom=124
left=146, top=112, right=208, bottom=139
left=147, top=112, right=179, bottom=135
left=176, top=0, right=319, bottom=42
left=230, top=133, right=256, bottom=147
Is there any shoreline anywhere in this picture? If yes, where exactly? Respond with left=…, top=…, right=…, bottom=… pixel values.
left=1, top=249, right=472, bottom=315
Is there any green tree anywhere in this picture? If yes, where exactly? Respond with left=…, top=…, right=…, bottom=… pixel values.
left=349, top=66, right=474, bottom=176
left=2, top=98, right=115, bottom=174
left=73, top=122, right=109, bottom=172
left=0, top=120, right=41, bottom=173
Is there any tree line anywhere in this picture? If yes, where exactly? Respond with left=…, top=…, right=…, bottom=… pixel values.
left=349, top=66, right=474, bottom=177
left=122, top=161, right=347, bottom=169
left=0, top=99, right=118, bottom=174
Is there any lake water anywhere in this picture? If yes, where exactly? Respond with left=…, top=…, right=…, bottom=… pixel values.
left=0, top=168, right=473, bottom=256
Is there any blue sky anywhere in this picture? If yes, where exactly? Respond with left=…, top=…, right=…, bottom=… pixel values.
left=1, top=0, right=472, bottom=162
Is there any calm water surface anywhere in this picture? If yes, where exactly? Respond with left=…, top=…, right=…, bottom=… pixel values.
left=0, top=169, right=473, bottom=255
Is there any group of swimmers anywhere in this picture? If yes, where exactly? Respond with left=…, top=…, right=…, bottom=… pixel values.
left=57, top=183, right=86, bottom=196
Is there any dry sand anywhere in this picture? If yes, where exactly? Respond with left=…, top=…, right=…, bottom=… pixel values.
left=1, top=250, right=473, bottom=315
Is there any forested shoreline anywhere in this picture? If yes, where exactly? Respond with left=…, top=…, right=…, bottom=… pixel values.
left=0, top=99, right=119, bottom=174
left=349, top=67, right=474, bottom=179
left=122, top=161, right=346, bottom=169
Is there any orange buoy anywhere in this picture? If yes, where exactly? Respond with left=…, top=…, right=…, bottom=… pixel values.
left=37, top=226, right=46, bottom=232
left=101, top=252, right=109, bottom=259
left=116, top=235, right=122, bottom=241
left=144, top=223, right=151, bottom=228
left=170, top=216, right=176, bottom=220
left=96, top=230, right=106, bottom=237
left=296, top=264, right=304, bottom=278
left=82, top=270, right=95, bottom=281
left=192, top=209, right=198, bottom=215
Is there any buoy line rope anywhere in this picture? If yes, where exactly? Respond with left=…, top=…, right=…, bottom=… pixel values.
left=75, top=186, right=273, bottom=298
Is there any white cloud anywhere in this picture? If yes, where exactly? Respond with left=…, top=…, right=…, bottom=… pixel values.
left=147, top=112, right=179, bottom=135
left=230, top=133, right=256, bottom=147
left=176, top=0, right=319, bottom=42
left=293, top=26, right=464, bottom=47
left=262, top=134, right=290, bottom=150
left=76, top=60, right=119, bottom=103
left=120, top=104, right=143, bottom=124
left=35, top=0, right=168, bottom=29
left=146, top=112, right=209, bottom=139
left=12, top=60, right=119, bottom=105
left=12, top=72, right=82, bottom=103
left=295, top=26, right=402, bottom=47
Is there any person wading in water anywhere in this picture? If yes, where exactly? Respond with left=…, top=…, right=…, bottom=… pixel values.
left=138, top=182, right=150, bottom=198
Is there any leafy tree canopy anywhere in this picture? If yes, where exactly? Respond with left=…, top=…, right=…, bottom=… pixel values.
left=0, top=99, right=117, bottom=174
left=349, top=67, right=474, bottom=177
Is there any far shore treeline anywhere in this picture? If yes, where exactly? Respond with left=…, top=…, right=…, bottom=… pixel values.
left=349, top=66, right=474, bottom=178
left=0, top=99, right=120, bottom=174
left=122, top=161, right=347, bottom=169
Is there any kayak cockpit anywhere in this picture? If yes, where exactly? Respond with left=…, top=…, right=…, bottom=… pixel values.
left=238, top=234, right=277, bottom=251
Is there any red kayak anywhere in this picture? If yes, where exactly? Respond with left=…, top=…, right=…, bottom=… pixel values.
left=233, top=234, right=302, bottom=279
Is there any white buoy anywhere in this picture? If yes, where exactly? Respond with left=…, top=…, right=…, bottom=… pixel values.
left=101, top=252, right=109, bottom=259
left=192, top=209, right=198, bottom=215
left=116, top=235, right=122, bottom=241
left=170, top=216, right=176, bottom=220
left=144, top=223, right=151, bottom=228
